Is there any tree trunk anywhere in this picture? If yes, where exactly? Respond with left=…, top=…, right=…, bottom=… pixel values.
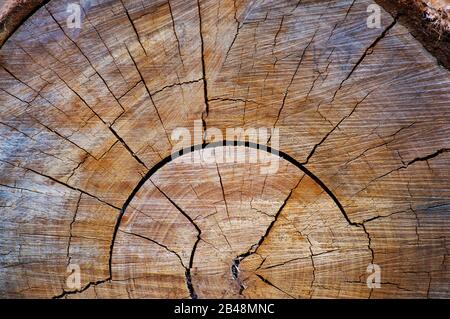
left=0, top=0, right=449, bottom=299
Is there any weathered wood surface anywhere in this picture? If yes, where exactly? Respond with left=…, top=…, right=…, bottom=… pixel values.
left=0, top=0, right=449, bottom=298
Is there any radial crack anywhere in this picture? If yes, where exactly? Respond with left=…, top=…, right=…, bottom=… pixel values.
left=215, top=162, right=231, bottom=220
left=151, top=181, right=201, bottom=299
left=303, top=90, right=373, bottom=165
left=271, top=29, right=318, bottom=133
left=0, top=159, right=120, bottom=210
left=124, top=44, right=172, bottom=147
left=167, top=0, right=184, bottom=66
left=45, top=8, right=126, bottom=111
left=195, top=0, right=210, bottom=138
left=66, top=193, right=82, bottom=266
left=330, top=15, right=399, bottom=104
left=105, top=141, right=362, bottom=299
left=230, top=176, right=303, bottom=294
left=256, top=274, right=295, bottom=298
left=120, top=230, right=187, bottom=268
left=119, top=0, right=148, bottom=56
left=305, top=236, right=316, bottom=297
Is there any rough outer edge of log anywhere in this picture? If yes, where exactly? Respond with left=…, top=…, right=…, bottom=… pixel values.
left=374, top=0, right=450, bottom=69
left=1, top=0, right=449, bottom=69
left=0, top=0, right=49, bottom=46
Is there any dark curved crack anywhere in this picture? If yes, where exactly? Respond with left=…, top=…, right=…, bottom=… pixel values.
left=0, top=1, right=447, bottom=300
left=106, top=140, right=355, bottom=299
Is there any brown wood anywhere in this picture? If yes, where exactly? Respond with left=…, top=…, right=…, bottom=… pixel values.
left=0, top=0, right=449, bottom=299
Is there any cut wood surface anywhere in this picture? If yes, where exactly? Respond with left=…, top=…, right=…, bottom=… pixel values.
left=0, top=0, right=449, bottom=298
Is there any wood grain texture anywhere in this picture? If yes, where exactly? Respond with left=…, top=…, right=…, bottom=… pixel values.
left=0, top=0, right=449, bottom=298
